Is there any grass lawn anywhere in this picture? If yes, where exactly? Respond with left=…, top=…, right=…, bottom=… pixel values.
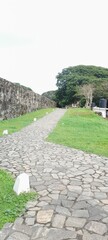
left=0, top=169, right=36, bottom=229
left=47, top=108, right=108, bottom=157
left=0, top=108, right=54, bottom=136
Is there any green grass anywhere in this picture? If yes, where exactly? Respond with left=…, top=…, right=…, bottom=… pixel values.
left=0, top=108, right=54, bottom=136
left=0, top=169, right=36, bottom=229
left=47, top=108, right=108, bottom=157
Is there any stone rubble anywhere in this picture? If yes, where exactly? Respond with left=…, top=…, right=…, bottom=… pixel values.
left=0, top=109, right=108, bottom=239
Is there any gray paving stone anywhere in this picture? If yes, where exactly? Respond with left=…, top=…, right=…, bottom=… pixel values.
left=46, top=228, right=77, bottom=240
left=70, top=180, right=82, bottom=186
left=61, top=199, right=74, bottom=208
left=31, top=226, right=49, bottom=239
left=61, top=189, right=68, bottom=195
left=88, top=206, right=104, bottom=219
left=66, top=217, right=86, bottom=228
left=35, top=185, right=46, bottom=191
left=37, top=201, right=48, bottom=207
left=38, top=190, right=49, bottom=196
left=72, top=210, right=89, bottom=218
left=25, top=218, right=35, bottom=225
left=14, top=217, right=24, bottom=225
left=7, top=232, right=30, bottom=240
left=102, top=217, right=108, bottom=223
left=56, top=206, right=71, bottom=216
left=85, top=221, right=107, bottom=235
left=52, top=214, right=66, bottom=228
left=87, top=199, right=100, bottom=206
left=51, top=199, right=61, bottom=205
left=94, top=192, right=107, bottom=200
left=2, top=223, right=13, bottom=229
left=99, top=187, right=108, bottom=193
left=39, top=196, right=51, bottom=202
left=102, top=205, right=108, bottom=212
left=84, top=169, right=95, bottom=175
left=91, top=181, right=103, bottom=187
left=59, top=194, right=67, bottom=200
left=12, top=223, right=33, bottom=235
left=67, top=185, right=82, bottom=193
left=82, top=191, right=94, bottom=197
left=42, top=204, right=56, bottom=211
left=101, top=199, right=108, bottom=204
left=77, top=195, right=92, bottom=201
left=49, top=183, right=66, bottom=191
left=0, top=228, right=12, bottom=240
left=83, top=231, right=108, bottom=240
left=48, top=193, right=59, bottom=200
left=1, top=109, right=108, bottom=239
left=26, top=201, right=38, bottom=209
left=61, top=179, right=69, bottom=185
left=37, top=210, right=54, bottom=223
left=26, top=211, right=36, bottom=217
left=67, top=192, right=78, bottom=200
left=73, top=201, right=90, bottom=209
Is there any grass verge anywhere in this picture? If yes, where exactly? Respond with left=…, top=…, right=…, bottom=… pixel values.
left=0, top=108, right=54, bottom=136
left=0, top=169, right=36, bottom=229
left=47, top=108, right=108, bottom=157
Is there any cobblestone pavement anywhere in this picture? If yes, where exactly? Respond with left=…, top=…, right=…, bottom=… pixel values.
left=0, top=109, right=108, bottom=240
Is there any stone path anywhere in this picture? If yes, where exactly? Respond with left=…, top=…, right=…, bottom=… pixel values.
left=0, top=109, right=108, bottom=240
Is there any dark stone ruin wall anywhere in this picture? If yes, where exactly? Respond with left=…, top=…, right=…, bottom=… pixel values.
left=0, top=78, right=56, bottom=120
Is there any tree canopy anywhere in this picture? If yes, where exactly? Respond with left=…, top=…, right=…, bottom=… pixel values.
left=56, top=65, right=108, bottom=107
left=42, top=90, right=57, bottom=102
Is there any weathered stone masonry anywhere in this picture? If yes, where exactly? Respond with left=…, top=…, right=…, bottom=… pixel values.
left=0, top=77, right=56, bottom=119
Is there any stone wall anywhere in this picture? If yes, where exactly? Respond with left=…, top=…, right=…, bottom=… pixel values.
left=0, top=77, right=56, bottom=119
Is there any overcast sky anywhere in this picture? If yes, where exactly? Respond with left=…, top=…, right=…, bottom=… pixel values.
left=0, top=0, right=108, bottom=94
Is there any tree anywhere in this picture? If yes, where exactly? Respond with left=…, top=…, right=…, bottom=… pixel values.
left=56, top=65, right=108, bottom=107
left=77, top=84, right=95, bottom=108
left=94, top=80, right=108, bottom=105
left=42, top=90, right=57, bottom=102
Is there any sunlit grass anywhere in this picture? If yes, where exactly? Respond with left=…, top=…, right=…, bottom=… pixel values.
left=0, top=108, right=54, bottom=136
left=0, top=169, right=36, bottom=229
left=47, top=108, right=108, bottom=157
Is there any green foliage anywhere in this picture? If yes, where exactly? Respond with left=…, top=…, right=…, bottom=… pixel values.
left=93, top=80, right=108, bottom=105
left=79, top=98, right=86, bottom=107
left=0, top=169, right=36, bottom=229
left=42, top=90, right=57, bottom=102
left=47, top=108, right=108, bottom=157
left=56, top=65, right=108, bottom=107
left=0, top=108, right=53, bottom=136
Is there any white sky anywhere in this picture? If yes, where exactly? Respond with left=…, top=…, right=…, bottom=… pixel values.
left=0, top=0, right=108, bottom=94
